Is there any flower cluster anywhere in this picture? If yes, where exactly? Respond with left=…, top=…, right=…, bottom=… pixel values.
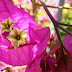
left=0, top=0, right=72, bottom=72
left=0, top=0, right=51, bottom=72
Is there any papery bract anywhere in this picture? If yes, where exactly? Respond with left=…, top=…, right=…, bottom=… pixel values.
left=0, top=0, right=37, bottom=30
left=27, top=26, right=50, bottom=51
left=25, top=48, right=46, bottom=72
left=63, top=35, right=72, bottom=57
left=25, top=48, right=56, bottom=72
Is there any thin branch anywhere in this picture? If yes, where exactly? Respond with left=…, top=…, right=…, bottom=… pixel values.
left=58, top=22, right=72, bottom=27
left=58, top=25, right=72, bottom=36
left=40, top=1, right=62, bottom=43
left=36, top=3, right=72, bottom=9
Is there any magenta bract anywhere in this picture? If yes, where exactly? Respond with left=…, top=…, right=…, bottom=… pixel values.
left=63, top=35, right=72, bottom=57
left=25, top=48, right=56, bottom=72
left=25, top=48, right=46, bottom=72
left=0, top=0, right=37, bottom=30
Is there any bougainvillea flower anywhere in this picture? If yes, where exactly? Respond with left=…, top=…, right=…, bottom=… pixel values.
left=25, top=48, right=56, bottom=72
left=63, top=35, right=72, bottom=57
left=0, top=17, right=15, bottom=32
left=7, top=28, right=27, bottom=48
left=0, top=0, right=50, bottom=66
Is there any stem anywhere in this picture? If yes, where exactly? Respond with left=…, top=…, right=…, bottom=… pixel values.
left=55, top=27, right=62, bottom=43
left=58, top=22, right=72, bottom=27
left=31, top=0, right=37, bottom=19
left=36, top=3, right=72, bottom=9
left=40, top=1, right=61, bottom=43
left=58, top=25, right=72, bottom=36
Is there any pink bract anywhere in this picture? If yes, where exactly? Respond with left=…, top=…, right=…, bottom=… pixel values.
left=0, top=0, right=50, bottom=66
left=63, top=35, right=72, bottom=57
left=25, top=48, right=46, bottom=72
left=25, top=48, right=56, bottom=72
left=0, top=0, right=37, bottom=30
